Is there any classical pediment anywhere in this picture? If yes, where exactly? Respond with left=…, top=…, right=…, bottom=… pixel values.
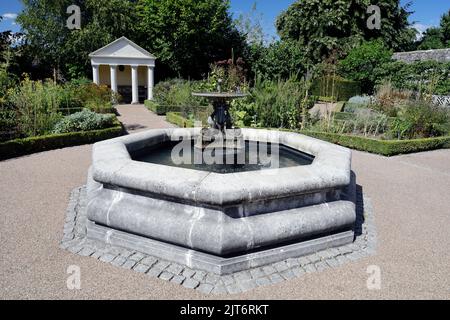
left=89, top=36, right=155, bottom=59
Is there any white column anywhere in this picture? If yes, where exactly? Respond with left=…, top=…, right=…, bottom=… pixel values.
left=92, top=64, right=99, bottom=85
left=110, top=64, right=118, bottom=93
left=131, top=65, right=139, bottom=104
left=147, top=66, right=154, bottom=100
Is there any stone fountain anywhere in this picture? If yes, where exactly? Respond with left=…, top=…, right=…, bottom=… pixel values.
left=85, top=83, right=356, bottom=275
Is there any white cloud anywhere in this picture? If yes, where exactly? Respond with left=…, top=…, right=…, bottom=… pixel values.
left=2, top=13, right=18, bottom=20
left=411, top=23, right=431, bottom=40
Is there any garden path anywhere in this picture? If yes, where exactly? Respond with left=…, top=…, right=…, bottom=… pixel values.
left=115, top=104, right=176, bottom=133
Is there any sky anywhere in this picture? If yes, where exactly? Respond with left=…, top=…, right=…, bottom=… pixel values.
left=1, top=0, right=449, bottom=40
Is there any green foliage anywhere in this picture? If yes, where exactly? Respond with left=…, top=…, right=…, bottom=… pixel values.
left=164, top=111, right=450, bottom=156
left=251, top=77, right=312, bottom=129
left=338, top=40, right=393, bottom=93
left=276, top=0, right=414, bottom=63
left=205, top=58, right=248, bottom=92
left=300, top=130, right=450, bottom=156
left=389, top=102, right=450, bottom=140
left=7, top=77, right=64, bottom=137
left=374, top=61, right=450, bottom=95
left=1, top=77, right=115, bottom=141
left=311, top=76, right=361, bottom=101
left=18, top=0, right=139, bottom=80
left=418, top=27, right=445, bottom=50
left=309, top=108, right=389, bottom=137
left=137, top=0, right=245, bottom=79
left=0, top=119, right=122, bottom=160
left=153, top=79, right=207, bottom=108
left=416, top=9, right=450, bottom=49
left=52, top=109, right=116, bottom=134
left=166, top=112, right=195, bottom=128
left=248, top=40, right=308, bottom=81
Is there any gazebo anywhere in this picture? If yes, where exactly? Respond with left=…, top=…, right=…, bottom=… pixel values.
left=89, top=37, right=156, bottom=104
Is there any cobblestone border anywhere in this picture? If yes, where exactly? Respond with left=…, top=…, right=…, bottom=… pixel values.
left=60, top=185, right=376, bottom=295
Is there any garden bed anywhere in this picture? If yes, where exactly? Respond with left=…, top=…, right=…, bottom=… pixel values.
left=165, top=112, right=450, bottom=156
left=0, top=118, right=123, bottom=160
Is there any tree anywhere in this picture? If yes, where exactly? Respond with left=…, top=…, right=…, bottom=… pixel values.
left=417, top=9, right=450, bottom=50
left=418, top=27, right=445, bottom=50
left=17, top=0, right=139, bottom=81
left=16, top=0, right=72, bottom=81
left=338, top=40, right=393, bottom=93
left=441, top=10, right=450, bottom=46
left=63, top=0, right=139, bottom=79
left=276, top=0, right=413, bottom=63
left=136, top=0, right=246, bottom=79
left=248, top=40, right=308, bottom=81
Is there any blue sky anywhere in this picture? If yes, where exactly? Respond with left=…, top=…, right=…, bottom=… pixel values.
left=1, top=0, right=449, bottom=39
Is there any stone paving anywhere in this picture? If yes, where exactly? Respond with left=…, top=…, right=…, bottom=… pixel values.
left=60, top=185, right=376, bottom=295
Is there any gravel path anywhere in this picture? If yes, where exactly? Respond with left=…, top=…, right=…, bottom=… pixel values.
left=0, top=105, right=449, bottom=299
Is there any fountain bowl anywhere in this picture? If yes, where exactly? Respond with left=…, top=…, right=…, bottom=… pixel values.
left=86, top=128, right=356, bottom=274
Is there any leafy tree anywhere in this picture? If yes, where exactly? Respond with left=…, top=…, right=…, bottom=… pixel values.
left=418, top=27, right=445, bottom=50
left=17, top=0, right=72, bottom=81
left=136, top=0, right=245, bottom=79
left=441, top=9, right=450, bottom=46
left=17, top=0, right=138, bottom=81
left=63, top=0, right=139, bottom=79
left=338, top=40, right=393, bottom=93
left=248, top=40, right=308, bottom=81
left=417, top=9, right=450, bottom=49
left=276, top=0, right=413, bottom=63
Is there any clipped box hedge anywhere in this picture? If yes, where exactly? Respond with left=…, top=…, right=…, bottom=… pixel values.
left=0, top=119, right=123, bottom=160
left=144, top=100, right=178, bottom=115
left=299, top=131, right=450, bottom=156
left=166, top=112, right=195, bottom=128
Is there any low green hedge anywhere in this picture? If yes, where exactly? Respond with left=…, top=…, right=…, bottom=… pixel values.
left=299, top=131, right=450, bottom=156
left=145, top=100, right=210, bottom=116
left=0, top=119, right=123, bottom=160
left=166, top=112, right=450, bottom=156
left=144, top=100, right=176, bottom=115
left=166, top=112, right=195, bottom=128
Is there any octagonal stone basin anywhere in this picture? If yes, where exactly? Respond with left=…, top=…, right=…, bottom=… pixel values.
left=86, top=128, right=355, bottom=273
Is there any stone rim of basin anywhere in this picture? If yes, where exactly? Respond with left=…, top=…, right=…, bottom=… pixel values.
left=90, top=128, right=351, bottom=207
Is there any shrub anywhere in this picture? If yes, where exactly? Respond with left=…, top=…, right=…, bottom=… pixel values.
left=248, top=40, right=307, bottom=81
left=344, top=96, right=371, bottom=113
left=252, top=77, right=311, bottom=129
left=8, top=77, right=64, bottom=137
left=52, top=109, right=116, bottom=134
left=372, top=81, right=413, bottom=117
left=0, top=120, right=122, bottom=160
left=389, top=102, right=450, bottom=139
left=338, top=40, right=393, bottom=94
left=0, top=105, right=18, bottom=142
left=153, top=79, right=206, bottom=108
left=374, top=60, right=450, bottom=96
left=69, top=81, right=117, bottom=114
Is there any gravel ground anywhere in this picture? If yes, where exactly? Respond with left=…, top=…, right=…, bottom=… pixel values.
left=0, top=105, right=449, bottom=299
